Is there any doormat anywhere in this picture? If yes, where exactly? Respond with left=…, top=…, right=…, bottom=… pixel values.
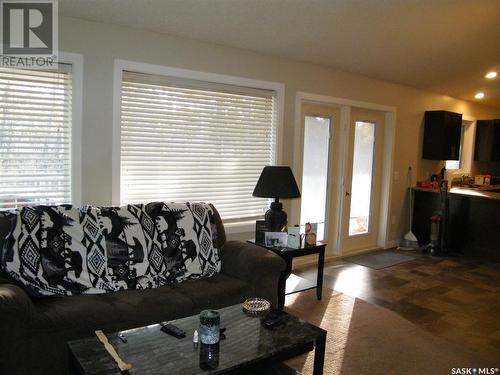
left=344, top=251, right=416, bottom=270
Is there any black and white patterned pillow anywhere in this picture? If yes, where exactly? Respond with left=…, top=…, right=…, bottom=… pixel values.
left=152, top=202, right=221, bottom=285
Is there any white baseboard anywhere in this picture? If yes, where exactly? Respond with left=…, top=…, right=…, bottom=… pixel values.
left=385, top=239, right=400, bottom=249
left=341, top=246, right=383, bottom=258
left=292, top=239, right=401, bottom=270
left=292, top=254, right=339, bottom=270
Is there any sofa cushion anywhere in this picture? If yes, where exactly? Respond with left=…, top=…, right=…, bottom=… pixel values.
left=171, top=273, right=253, bottom=311
left=30, top=286, right=195, bottom=336
left=27, top=286, right=196, bottom=375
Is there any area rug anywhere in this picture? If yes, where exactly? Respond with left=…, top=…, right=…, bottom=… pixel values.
left=284, top=288, right=493, bottom=375
left=344, top=251, right=416, bottom=269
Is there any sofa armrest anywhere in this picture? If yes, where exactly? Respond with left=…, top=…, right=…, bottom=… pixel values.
left=219, top=240, right=286, bottom=308
left=0, top=283, right=34, bottom=374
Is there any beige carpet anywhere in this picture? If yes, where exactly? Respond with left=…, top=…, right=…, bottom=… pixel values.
left=284, top=288, right=494, bottom=375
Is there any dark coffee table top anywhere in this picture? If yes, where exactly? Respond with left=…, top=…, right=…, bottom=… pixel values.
left=68, top=304, right=326, bottom=375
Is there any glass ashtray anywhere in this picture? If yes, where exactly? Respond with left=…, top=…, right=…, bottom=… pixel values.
left=242, top=298, right=271, bottom=317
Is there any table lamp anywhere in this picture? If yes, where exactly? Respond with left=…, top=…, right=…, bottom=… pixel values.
left=252, top=166, right=301, bottom=232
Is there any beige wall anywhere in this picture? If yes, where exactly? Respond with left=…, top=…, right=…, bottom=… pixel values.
left=60, top=16, right=500, bottom=246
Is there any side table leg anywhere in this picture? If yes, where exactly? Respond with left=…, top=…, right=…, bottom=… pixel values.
left=313, top=333, right=326, bottom=375
left=316, top=249, right=324, bottom=300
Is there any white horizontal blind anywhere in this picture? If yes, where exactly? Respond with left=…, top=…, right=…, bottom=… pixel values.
left=0, top=65, right=73, bottom=209
left=120, top=71, right=276, bottom=220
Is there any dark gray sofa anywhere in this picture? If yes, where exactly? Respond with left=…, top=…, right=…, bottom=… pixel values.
left=0, top=206, right=285, bottom=375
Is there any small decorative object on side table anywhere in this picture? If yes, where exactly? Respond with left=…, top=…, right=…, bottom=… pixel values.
left=287, top=226, right=301, bottom=249
left=255, top=220, right=269, bottom=245
left=264, top=231, right=288, bottom=247
left=305, top=222, right=317, bottom=246
left=248, top=239, right=326, bottom=309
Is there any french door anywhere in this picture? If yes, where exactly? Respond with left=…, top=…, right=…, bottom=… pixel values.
left=341, top=108, right=385, bottom=253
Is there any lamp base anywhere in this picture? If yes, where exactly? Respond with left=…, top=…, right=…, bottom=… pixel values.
left=265, top=200, right=287, bottom=232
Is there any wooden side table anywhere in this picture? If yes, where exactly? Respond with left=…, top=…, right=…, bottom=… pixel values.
left=248, top=240, right=326, bottom=309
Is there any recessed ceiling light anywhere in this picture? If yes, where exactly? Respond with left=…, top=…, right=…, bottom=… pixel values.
left=485, top=71, right=497, bottom=79
left=474, top=92, right=485, bottom=99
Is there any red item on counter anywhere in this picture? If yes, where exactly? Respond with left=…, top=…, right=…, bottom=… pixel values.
left=417, top=180, right=440, bottom=189
left=419, top=180, right=432, bottom=188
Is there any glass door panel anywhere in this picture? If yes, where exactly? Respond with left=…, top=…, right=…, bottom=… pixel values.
left=348, top=121, right=375, bottom=236
left=300, top=115, right=331, bottom=241
left=341, top=108, right=385, bottom=254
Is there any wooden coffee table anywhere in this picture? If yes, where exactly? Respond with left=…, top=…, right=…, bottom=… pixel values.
left=68, top=304, right=326, bottom=375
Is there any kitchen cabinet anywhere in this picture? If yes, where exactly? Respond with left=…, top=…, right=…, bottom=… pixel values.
left=474, top=119, right=500, bottom=162
left=411, top=189, right=443, bottom=247
left=412, top=188, right=500, bottom=261
left=422, top=110, right=462, bottom=160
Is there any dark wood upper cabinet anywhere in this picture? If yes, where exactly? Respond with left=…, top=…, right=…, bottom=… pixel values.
left=422, top=110, right=462, bottom=160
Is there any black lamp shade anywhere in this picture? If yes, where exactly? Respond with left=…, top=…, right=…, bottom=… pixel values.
left=252, top=166, right=301, bottom=199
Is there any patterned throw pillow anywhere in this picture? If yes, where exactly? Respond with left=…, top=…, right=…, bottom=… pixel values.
left=152, top=202, right=221, bottom=285
left=0, top=206, right=117, bottom=297
left=38, top=205, right=115, bottom=295
left=94, top=202, right=220, bottom=288
left=0, top=207, right=48, bottom=296
left=95, top=203, right=163, bottom=290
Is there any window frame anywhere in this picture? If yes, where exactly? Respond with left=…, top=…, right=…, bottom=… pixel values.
left=0, top=51, right=83, bottom=208
left=445, top=118, right=475, bottom=175
left=112, top=59, right=284, bottom=229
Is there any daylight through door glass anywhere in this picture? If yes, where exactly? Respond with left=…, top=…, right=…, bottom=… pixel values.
left=348, top=121, right=375, bottom=236
left=300, top=115, right=330, bottom=241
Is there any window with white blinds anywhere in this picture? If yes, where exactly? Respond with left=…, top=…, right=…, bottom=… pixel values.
left=120, top=71, right=277, bottom=221
left=0, top=65, right=73, bottom=209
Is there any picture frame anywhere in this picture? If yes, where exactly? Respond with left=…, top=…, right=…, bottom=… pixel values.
left=287, top=226, right=301, bottom=249
left=305, top=222, right=317, bottom=246
left=264, top=232, right=288, bottom=247
left=255, top=220, right=269, bottom=245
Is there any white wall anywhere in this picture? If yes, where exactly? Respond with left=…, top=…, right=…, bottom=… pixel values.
left=60, top=16, right=500, bottom=247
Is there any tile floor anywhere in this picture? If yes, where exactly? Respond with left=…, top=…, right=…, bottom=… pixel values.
left=294, top=250, right=500, bottom=361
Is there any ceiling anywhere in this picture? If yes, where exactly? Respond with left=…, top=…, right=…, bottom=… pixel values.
left=59, top=0, right=500, bottom=108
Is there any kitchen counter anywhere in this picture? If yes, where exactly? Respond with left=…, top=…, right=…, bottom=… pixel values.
left=412, top=186, right=500, bottom=200
left=412, top=187, right=500, bottom=260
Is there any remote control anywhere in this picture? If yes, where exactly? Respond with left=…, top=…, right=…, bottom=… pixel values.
left=160, top=322, right=186, bottom=339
